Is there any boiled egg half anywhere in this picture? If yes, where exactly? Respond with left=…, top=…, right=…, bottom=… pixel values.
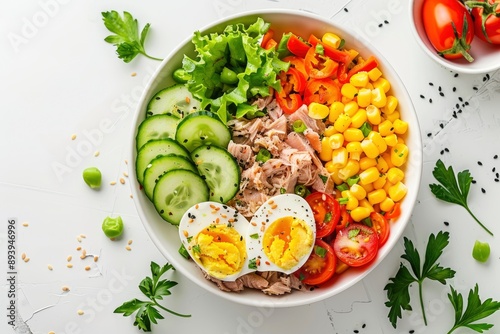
left=178, top=194, right=316, bottom=281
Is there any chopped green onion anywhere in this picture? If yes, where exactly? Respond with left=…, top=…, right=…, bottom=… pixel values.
left=360, top=122, right=372, bottom=137
left=314, top=245, right=327, bottom=258
left=178, top=244, right=190, bottom=259
left=249, top=233, right=259, bottom=239
left=292, top=120, right=307, bottom=133
left=348, top=228, right=360, bottom=239
left=362, top=217, right=373, bottom=227
left=248, top=258, right=257, bottom=270
left=324, top=212, right=332, bottom=223
left=319, top=174, right=328, bottom=184
left=192, top=244, right=201, bottom=253
left=336, top=183, right=349, bottom=192
left=338, top=197, right=349, bottom=205
left=315, top=43, right=324, bottom=55
left=338, top=39, right=345, bottom=50
left=294, top=184, right=310, bottom=197
left=256, top=148, right=272, bottom=163
left=280, top=187, right=286, bottom=194
left=346, top=175, right=360, bottom=187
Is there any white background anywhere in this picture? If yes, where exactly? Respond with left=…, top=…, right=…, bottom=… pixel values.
left=2, top=0, right=500, bottom=333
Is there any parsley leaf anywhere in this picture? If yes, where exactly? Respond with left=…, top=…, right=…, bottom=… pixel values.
left=429, top=159, right=493, bottom=236
left=114, top=261, right=190, bottom=332
left=384, top=231, right=456, bottom=328
left=102, top=11, right=162, bottom=63
left=447, top=284, right=500, bottom=333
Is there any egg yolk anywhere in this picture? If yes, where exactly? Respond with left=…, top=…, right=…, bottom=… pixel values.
left=191, top=224, right=247, bottom=279
left=263, top=216, right=314, bottom=270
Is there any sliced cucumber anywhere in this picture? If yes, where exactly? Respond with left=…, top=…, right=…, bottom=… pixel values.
left=146, top=84, right=200, bottom=118
left=143, top=154, right=198, bottom=200
left=153, top=169, right=209, bottom=225
left=136, top=114, right=180, bottom=151
left=135, top=139, right=190, bottom=185
left=191, top=145, right=241, bottom=203
left=175, top=111, right=232, bottom=152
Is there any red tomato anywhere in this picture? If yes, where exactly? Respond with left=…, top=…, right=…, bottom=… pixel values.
left=304, top=47, right=339, bottom=79
left=303, top=78, right=341, bottom=105
left=274, top=91, right=303, bottom=114
left=370, top=212, right=390, bottom=246
left=336, top=204, right=352, bottom=233
left=422, top=0, right=475, bottom=62
left=338, top=56, right=378, bottom=84
left=305, top=192, right=340, bottom=238
left=467, top=0, right=500, bottom=44
left=384, top=202, right=401, bottom=221
left=294, top=239, right=336, bottom=285
left=333, top=223, right=379, bottom=267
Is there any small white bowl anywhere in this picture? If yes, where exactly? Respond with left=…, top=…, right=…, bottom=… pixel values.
left=409, top=0, right=500, bottom=74
left=129, top=9, right=423, bottom=308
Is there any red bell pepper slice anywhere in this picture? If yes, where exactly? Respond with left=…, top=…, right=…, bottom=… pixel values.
left=339, top=55, right=379, bottom=83
left=303, top=78, right=341, bottom=106
left=275, top=91, right=303, bottom=114
left=304, top=47, right=339, bottom=79
left=283, top=56, right=308, bottom=79
left=261, top=29, right=274, bottom=48
left=287, top=34, right=310, bottom=58
left=278, top=67, right=307, bottom=95
left=264, top=38, right=278, bottom=50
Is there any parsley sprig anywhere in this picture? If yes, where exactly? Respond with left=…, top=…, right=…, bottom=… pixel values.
left=114, top=261, right=190, bottom=332
left=447, top=284, right=500, bottom=333
left=384, top=231, right=456, bottom=328
left=102, top=11, right=162, bottom=63
left=429, top=159, right=493, bottom=236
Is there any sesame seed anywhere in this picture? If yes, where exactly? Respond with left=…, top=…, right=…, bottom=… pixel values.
left=344, top=7, right=348, bottom=12
left=24, top=257, right=30, bottom=263
left=454, top=73, right=459, bottom=77
left=94, top=151, right=100, bottom=157
left=84, top=266, right=91, bottom=271
left=49, top=331, right=55, bottom=334
left=76, top=246, right=81, bottom=251
left=62, top=286, right=70, bottom=292
left=125, top=246, right=132, bottom=251
left=80, top=249, right=87, bottom=259
left=71, top=134, right=77, bottom=140
left=130, top=194, right=133, bottom=198
left=124, top=159, right=128, bottom=164
left=22, top=253, right=26, bottom=260
left=67, top=263, right=73, bottom=268
left=378, top=23, right=383, bottom=27
left=131, top=72, right=137, bottom=77
left=22, top=222, right=29, bottom=227
left=119, top=178, right=125, bottom=184
left=481, top=188, right=486, bottom=193
left=77, top=236, right=82, bottom=243
left=110, top=181, right=116, bottom=185
left=420, top=94, right=425, bottom=99
left=478, top=161, right=483, bottom=166
left=494, top=155, right=498, bottom=159
left=80, top=234, right=86, bottom=238
left=48, top=264, right=53, bottom=270
left=93, top=256, right=99, bottom=262
left=128, top=239, right=133, bottom=245
left=77, top=309, right=84, bottom=315
left=444, top=221, right=449, bottom=226
left=67, top=255, right=72, bottom=262
left=123, top=171, right=129, bottom=177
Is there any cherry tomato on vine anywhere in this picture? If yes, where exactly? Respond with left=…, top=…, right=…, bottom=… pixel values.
left=305, top=192, right=340, bottom=238
left=333, top=223, right=379, bottom=267
left=466, top=0, right=500, bottom=44
left=422, top=0, right=475, bottom=62
left=294, top=239, right=336, bottom=285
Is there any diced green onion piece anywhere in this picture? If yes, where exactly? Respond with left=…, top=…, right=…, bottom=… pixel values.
left=315, top=43, right=324, bottom=55
left=336, top=183, right=349, bottom=192
left=256, top=148, right=271, bottom=163
left=314, top=245, right=327, bottom=258
left=294, top=184, right=310, bottom=198
left=360, top=122, right=372, bottom=137
left=472, top=240, right=490, bottom=263
left=338, top=197, right=349, bottom=205
left=293, top=120, right=307, bottom=133
left=178, top=244, right=190, bottom=259
left=346, top=175, right=360, bottom=187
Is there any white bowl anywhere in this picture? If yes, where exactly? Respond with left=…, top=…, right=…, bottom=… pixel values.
left=129, top=9, right=423, bottom=308
left=409, top=0, right=500, bottom=74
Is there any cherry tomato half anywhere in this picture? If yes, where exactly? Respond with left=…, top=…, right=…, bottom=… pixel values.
left=304, top=47, right=339, bottom=79
left=468, top=0, right=500, bottom=44
left=294, top=239, right=336, bottom=285
left=333, top=223, right=379, bottom=267
left=336, top=204, right=352, bottom=233
left=305, top=192, right=340, bottom=238
left=303, top=78, right=341, bottom=105
left=422, top=0, right=475, bottom=62
left=370, top=212, right=390, bottom=246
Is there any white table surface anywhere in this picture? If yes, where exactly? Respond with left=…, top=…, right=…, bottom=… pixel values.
left=2, top=0, right=500, bottom=333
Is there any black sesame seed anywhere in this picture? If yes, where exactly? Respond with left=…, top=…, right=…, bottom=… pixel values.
left=440, top=150, right=444, bottom=155
left=492, top=167, right=496, bottom=172
left=458, top=109, right=463, bottom=113
left=481, top=188, right=486, bottom=193
left=473, top=86, right=478, bottom=91
left=429, top=98, right=433, bottom=103
left=486, top=73, right=490, bottom=80
left=410, top=330, right=415, bottom=334
left=459, top=97, right=463, bottom=102
left=384, top=20, right=389, bottom=24
left=427, top=133, right=432, bottom=137
left=439, top=92, right=445, bottom=97
left=444, top=221, right=449, bottom=226
left=478, top=161, right=483, bottom=166
left=494, top=155, right=498, bottom=159
left=440, top=123, right=444, bottom=129
left=420, top=94, right=425, bottom=99
left=465, top=101, right=469, bottom=106
left=445, top=148, right=450, bottom=152
left=453, top=87, right=457, bottom=92
left=452, top=111, right=457, bottom=119
left=495, top=178, right=499, bottom=182
left=378, top=23, right=383, bottom=27
left=456, top=103, right=460, bottom=108
left=354, top=330, right=359, bottom=333
left=439, top=86, right=442, bottom=91
left=429, top=82, right=434, bottom=86
left=472, top=180, right=477, bottom=184
left=344, top=7, right=348, bottom=12
left=454, top=73, right=459, bottom=77
left=362, top=324, right=366, bottom=328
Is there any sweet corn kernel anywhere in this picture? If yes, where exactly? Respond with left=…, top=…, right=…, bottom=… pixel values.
left=325, top=161, right=337, bottom=174
left=331, top=147, right=348, bottom=168
left=322, top=32, right=342, bottom=49
left=382, top=95, right=398, bottom=115
left=387, top=167, right=405, bottom=184
left=329, top=101, right=344, bottom=123
left=393, top=119, right=408, bottom=135
left=341, top=96, right=352, bottom=104
left=378, top=120, right=394, bottom=137
left=346, top=141, right=362, bottom=153
left=356, top=88, right=372, bottom=108
left=351, top=207, right=371, bottom=222
left=334, top=114, right=352, bottom=132
left=361, top=139, right=379, bottom=159
left=373, top=173, right=387, bottom=189
left=338, top=159, right=360, bottom=180
left=341, top=83, right=358, bottom=99
left=350, top=72, right=369, bottom=88
left=359, top=157, right=377, bottom=170
left=359, top=198, right=375, bottom=212
left=341, top=190, right=359, bottom=211
left=366, top=105, right=382, bottom=125
left=359, top=166, right=379, bottom=185
left=308, top=102, right=330, bottom=119
left=324, top=125, right=337, bottom=137
left=344, top=128, right=364, bottom=142
left=350, top=183, right=367, bottom=200
left=383, top=180, right=393, bottom=194
left=368, top=131, right=387, bottom=154
left=371, top=87, right=387, bottom=108
left=391, top=143, right=409, bottom=167
left=373, top=77, right=391, bottom=93
left=388, top=181, right=407, bottom=202
left=381, top=152, right=395, bottom=169
left=384, top=134, right=399, bottom=147
left=368, top=67, right=382, bottom=81
left=386, top=110, right=400, bottom=123
left=319, top=137, right=333, bottom=161
left=397, top=137, right=405, bottom=144
left=377, top=156, right=390, bottom=174
left=344, top=101, right=359, bottom=117
left=350, top=108, right=367, bottom=128
left=379, top=197, right=395, bottom=212
left=368, top=189, right=387, bottom=205
left=329, top=133, right=345, bottom=149
left=331, top=168, right=344, bottom=185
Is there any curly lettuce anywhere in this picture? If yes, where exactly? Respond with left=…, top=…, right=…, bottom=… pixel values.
left=181, top=17, right=289, bottom=123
